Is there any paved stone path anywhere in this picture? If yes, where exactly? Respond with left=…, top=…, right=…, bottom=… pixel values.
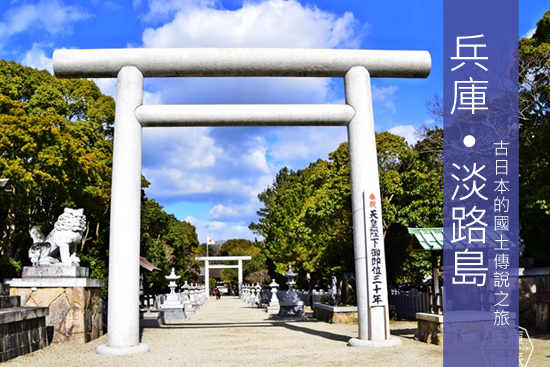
left=6, top=296, right=550, bottom=366
left=6, top=295, right=445, bottom=366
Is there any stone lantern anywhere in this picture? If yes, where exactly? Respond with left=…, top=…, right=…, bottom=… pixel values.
left=159, top=268, right=187, bottom=321
left=284, top=266, right=297, bottom=292
left=165, top=268, right=180, bottom=304
left=278, top=265, right=304, bottom=318
left=266, top=279, right=280, bottom=314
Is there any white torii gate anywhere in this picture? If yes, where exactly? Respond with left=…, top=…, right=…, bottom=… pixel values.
left=53, top=47, right=430, bottom=355
left=196, top=255, right=252, bottom=295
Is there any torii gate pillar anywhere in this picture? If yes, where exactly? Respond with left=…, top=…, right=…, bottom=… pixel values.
left=96, top=66, right=149, bottom=355
left=346, top=66, right=396, bottom=346
left=238, top=259, right=243, bottom=293
left=204, top=260, right=209, bottom=295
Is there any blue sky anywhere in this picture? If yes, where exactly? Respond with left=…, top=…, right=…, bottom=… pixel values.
left=0, top=0, right=546, bottom=243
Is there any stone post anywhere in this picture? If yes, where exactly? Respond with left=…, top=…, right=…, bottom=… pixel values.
left=345, top=66, right=396, bottom=347
left=97, top=66, right=149, bottom=355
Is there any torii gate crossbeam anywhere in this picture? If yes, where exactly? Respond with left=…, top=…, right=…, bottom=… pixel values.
left=196, top=256, right=252, bottom=296
left=52, top=47, right=430, bottom=355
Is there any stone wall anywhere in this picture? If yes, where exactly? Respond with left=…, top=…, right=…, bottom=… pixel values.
left=0, top=283, right=49, bottom=362
left=0, top=316, right=48, bottom=362
left=415, top=313, right=442, bottom=345
left=10, top=286, right=103, bottom=344
left=312, top=303, right=358, bottom=324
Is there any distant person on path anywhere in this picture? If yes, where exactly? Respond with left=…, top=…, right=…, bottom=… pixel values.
left=215, top=288, right=220, bottom=300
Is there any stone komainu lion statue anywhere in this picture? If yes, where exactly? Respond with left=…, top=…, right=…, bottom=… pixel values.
left=28, top=208, right=86, bottom=266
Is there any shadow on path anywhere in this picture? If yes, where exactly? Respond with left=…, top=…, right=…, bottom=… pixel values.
left=160, top=320, right=352, bottom=343
left=279, top=322, right=352, bottom=343
left=161, top=321, right=285, bottom=329
left=390, top=327, right=417, bottom=340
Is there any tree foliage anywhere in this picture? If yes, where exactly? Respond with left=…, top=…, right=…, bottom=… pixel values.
left=250, top=130, right=443, bottom=289
left=0, top=60, right=114, bottom=266
left=0, top=60, right=200, bottom=294
left=250, top=150, right=353, bottom=296
left=140, top=197, right=200, bottom=294
left=218, top=239, right=269, bottom=285
left=518, top=10, right=550, bottom=266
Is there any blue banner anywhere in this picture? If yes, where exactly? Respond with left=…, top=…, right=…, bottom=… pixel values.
left=444, top=1, right=519, bottom=366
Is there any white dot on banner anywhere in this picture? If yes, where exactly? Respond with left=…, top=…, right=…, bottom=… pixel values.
left=464, top=135, right=476, bottom=147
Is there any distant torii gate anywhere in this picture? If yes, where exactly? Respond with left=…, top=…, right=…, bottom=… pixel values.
left=196, top=256, right=252, bottom=295
left=53, top=47, right=430, bottom=355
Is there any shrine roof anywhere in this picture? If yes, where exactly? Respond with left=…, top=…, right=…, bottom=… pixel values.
left=140, top=256, right=161, bottom=272
left=407, top=228, right=443, bottom=252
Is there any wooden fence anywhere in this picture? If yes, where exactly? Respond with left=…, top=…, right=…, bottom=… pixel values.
left=389, top=289, right=430, bottom=320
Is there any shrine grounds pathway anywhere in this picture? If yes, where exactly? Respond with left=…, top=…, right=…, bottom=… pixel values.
left=5, top=296, right=550, bottom=366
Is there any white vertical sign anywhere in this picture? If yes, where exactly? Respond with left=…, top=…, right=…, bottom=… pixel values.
left=364, top=191, right=388, bottom=307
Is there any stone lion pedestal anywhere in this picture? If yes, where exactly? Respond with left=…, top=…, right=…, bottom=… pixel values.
left=7, top=266, right=104, bottom=344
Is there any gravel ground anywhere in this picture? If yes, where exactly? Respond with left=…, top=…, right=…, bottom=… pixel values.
left=4, top=296, right=549, bottom=367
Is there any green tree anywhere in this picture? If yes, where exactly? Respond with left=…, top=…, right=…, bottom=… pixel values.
left=209, top=277, right=216, bottom=296
left=218, top=239, right=269, bottom=286
left=381, top=129, right=443, bottom=285
left=140, top=198, right=200, bottom=294
left=219, top=238, right=257, bottom=256
left=0, top=60, right=202, bottom=292
left=251, top=130, right=443, bottom=292
left=0, top=61, right=114, bottom=270
left=518, top=10, right=550, bottom=266
left=250, top=147, right=355, bottom=302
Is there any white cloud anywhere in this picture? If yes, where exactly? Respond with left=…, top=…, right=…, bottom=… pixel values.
left=242, top=146, right=270, bottom=174
left=192, top=218, right=258, bottom=242
left=208, top=204, right=239, bottom=220
left=208, top=203, right=257, bottom=221
left=148, top=76, right=331, bottom=105
left=203, top=220, right=228, bottom=232
left=143, top=127, right=223, bottom=169
left=372, top=85, right=398, bottom=113
left=387, top=125, right=420, bottom=145
left=0, top=0, right=90, bottom=47
left=268, top=126, right=347, bottom=167
left=142, top=125, right=348, bottom=223
left=140, top=0, right=216, bottom=22
left=137, top=0, right=367, bottom=241
left=144, top=90, right=164, bottom=105
left=22, top=43, right=53, bottom=73
left=142, top=0, right=363, bottom=49
left=255, top=173, right=278, bottom=194
left=523, top=27, right=536, bottom=39
left=139, top=0, right=363, bottom=104
left=142, top=165, right=258, bottom=202
left=92, top=78, right=117, bottom=99
left=185, top=215, right=197, bottom=225
left=371, top=86, right=398, bottom=101
left=228, top=225, right=253, bottom=237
